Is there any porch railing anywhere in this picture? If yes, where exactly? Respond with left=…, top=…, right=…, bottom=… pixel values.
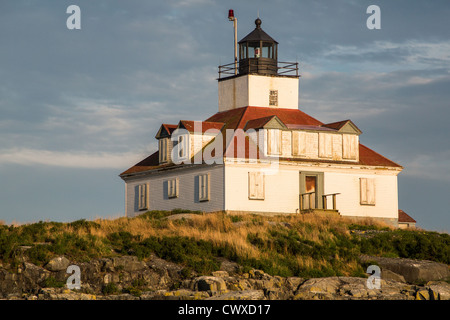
left=299, top=192, right=340, bottom=211
left=299, top=192, right=316, bottom=210
left=322, top=193, right=340, bottom=211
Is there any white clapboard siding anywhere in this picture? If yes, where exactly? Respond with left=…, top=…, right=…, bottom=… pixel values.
left=125, top=165, right=224, bottom=217
left=224, top=162, right=399, bottom=220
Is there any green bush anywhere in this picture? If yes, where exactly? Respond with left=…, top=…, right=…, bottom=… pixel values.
left=43, top=276, right=65, bottom=288
left=354, top=230, right=450, bottom=264
left=102, top=283, right=119, bottom=295
left=68, top=219, right=100, bottom=232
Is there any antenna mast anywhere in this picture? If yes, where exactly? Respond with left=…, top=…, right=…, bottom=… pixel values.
left=228, top=9, right=238, bottom=75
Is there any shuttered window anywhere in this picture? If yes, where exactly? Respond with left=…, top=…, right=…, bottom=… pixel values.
left=138, top=183, right=148, bottom=210
left=167, top=178, right=179, bottom=198
left=199, top=173, right=210, bottom=202
left=178, top=135, right=188, bottom=159
left=319, top=133, right=332, bottom=158
left=292, top=131, right=306, bottom=156
left=267, top=129, right=281, bottom=155
left=343, top=134, right=357, bottom=160
left=159, top=138, right=168, bottom=163
left=360, top=178, right=376, bottom=205
left=248, top=172, right=265, bottom=200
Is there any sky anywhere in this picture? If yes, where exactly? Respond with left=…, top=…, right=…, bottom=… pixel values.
left=0, top=0, right=449, bottom=232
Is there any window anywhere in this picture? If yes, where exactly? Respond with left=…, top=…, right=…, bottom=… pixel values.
left=167, top=178, right=178, bottom=198
left=267, top=129, right=281, bottom=155
left=248, top=172, right=264, bottom=200
left=199, top=173, right=210, bottom=202
left=319, top=133, right=332, bottom=159
left=269, top=90, right=278, bottom=106
left=292, top=131, right=306, bottom=156
left=159, top=138, right=168, bottom=163
left=138, top=183, right=148, bottom=211
left=360, top=178, right=376, bottom=205
left=178, top=135, right=188, bottom=160
left=343, top=134, right=358, bottom=160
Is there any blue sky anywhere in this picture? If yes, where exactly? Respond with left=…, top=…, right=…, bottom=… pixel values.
left=0, top=0, right=449, bottom=231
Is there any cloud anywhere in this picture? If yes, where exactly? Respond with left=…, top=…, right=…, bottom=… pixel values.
left=0, top=148, right=144, bottom=169
left=402, top=151, right=450, bottom=182
left=322, top=40, right=450, bottom=71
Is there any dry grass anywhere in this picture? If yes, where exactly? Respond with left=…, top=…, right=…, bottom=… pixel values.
left=75, top=211, right=388, bottom=274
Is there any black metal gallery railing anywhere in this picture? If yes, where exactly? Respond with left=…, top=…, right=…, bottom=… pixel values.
left=218, top=61, right=299, bottom=79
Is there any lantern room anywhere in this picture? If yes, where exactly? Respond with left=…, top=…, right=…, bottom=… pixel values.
left=238, top=18, right=278, bottom=76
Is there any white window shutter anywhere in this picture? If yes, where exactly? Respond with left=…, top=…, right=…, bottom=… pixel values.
left=249, top=172, right=264, bottom=200
left=199, top=174, right=210, bottom=201
left=292, top=131, right=299, bottom=156
left=257, top=172, right=264, bottom=199
left=248, top=172, right=257, bottom=199
left=367, top=178, right=375, bottom=205
left=360, top=178, right=367, bottom=205
left=343, top=135, right=357, bottom=160
left=138, top=183, right=148, bottom=210
left=268, top=129, right=280, bottom=155
left=360, top=178, right=375, bottom=205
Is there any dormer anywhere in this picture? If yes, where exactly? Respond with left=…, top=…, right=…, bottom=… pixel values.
left=170, top=121, right=224, bottom=162
left=241, top=116, right=362, bottom=162
left=155, top=124, right=177, bottom=164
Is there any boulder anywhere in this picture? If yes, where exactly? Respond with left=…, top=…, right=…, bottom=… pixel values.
left=426, top=281, right=450, bottom=300
left=193, top=276, right=227, bottom=292
left=381, top=269, right=406, bottom=283
left=361, top=255, right=450, bottom=283
left=111, top=256, right=147, bottom=272
left=45, top=256, right=70, bottom=272
left=415, top=289, right=439, bottom=300
left=207, top=290, right=265, bottom=300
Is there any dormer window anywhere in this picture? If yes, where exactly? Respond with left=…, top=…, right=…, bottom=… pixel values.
left=159, top=138, right=168, bottom=163
left=267, top=129, right=281, bottom=155
left=178, top=134, right=188, bottom=160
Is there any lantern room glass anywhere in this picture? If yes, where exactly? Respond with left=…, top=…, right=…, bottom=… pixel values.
left=240, top=41, right=277, bottom=60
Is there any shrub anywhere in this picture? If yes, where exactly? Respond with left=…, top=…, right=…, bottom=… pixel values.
left=68, top=219, right=100, bottom=232
left=43, top=276, right=65, bottom=288
left=102, top=283, right=119, bottom=295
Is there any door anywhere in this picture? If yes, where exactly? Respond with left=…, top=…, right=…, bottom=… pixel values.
left=299, top=172, right=324, bottom=210
left=305, top=176, right=317, bottom=209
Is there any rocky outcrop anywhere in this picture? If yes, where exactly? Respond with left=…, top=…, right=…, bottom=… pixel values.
left=360, top=255, right=450, bottom=283
left=1, top=255, right=449, bottom=300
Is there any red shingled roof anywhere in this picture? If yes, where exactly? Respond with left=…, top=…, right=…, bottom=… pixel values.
left=206, top=106, right=323, bottom=130
left=179, top=120, right=224, bottom=133
left=398, top=210, right=416, bottom=223
left=120, top=106, right=402, bottom=176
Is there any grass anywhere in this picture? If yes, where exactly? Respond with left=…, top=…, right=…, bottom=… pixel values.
left=0, top=210, right=448, bottom=279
